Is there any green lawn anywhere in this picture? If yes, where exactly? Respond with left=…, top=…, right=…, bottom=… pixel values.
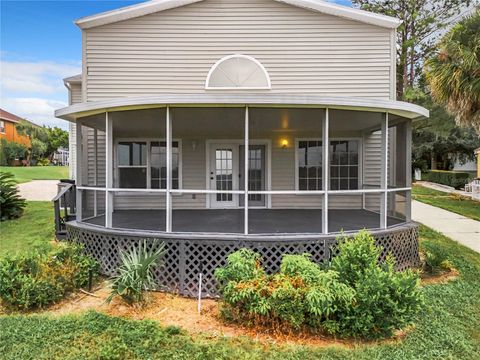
left=412, top=184, right=480, bottom=221
left=0, top=166, right=68, bottom=183
left=1, top=225, right=479, bottom=359
left=0, top=202, right=54, bottom=256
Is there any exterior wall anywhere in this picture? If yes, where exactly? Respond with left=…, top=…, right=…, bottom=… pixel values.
left=83, top=0, right=394, bottom=101
left=113, top=130, right=370, bottom=210
left=68, top=83, right=83, bottom=179
left=0, top=120, right=31, bottom=147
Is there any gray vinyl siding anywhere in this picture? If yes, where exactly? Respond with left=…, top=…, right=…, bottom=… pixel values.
left=68, top=84, right=82, bottom=179
left=84, top=0, right=393, bottom=101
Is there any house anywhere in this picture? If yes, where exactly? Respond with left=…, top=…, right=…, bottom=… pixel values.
left=55, top=0, right=429, bottom=297
left=0, top=108, right=31, bottom=148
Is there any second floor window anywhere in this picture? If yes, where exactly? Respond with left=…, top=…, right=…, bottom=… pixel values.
left=0, top=120, right=5, bottom=134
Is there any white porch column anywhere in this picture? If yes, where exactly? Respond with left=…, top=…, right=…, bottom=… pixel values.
left=380, top=112, right=389, bottom=229
left=322, top=108, right=329, bottom=234
left=244, top=106, right=249, bottom=235
left=75, top=120, right=83, bottom=221
left=105, top=112, right=113, bottom=228
left=93, top=128, right=98, bottom=217
left=405, top=120, right=412, bottom=222
left=166, top=106, right=172, bottom=232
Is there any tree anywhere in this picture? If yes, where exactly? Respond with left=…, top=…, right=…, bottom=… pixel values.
left=406, top=88, right=480, bottom=170
left=425, top=11, right=480, bottom=132
left=16, top=122, right=69, bottom=162
left=352, top=0, right=472, bottom=99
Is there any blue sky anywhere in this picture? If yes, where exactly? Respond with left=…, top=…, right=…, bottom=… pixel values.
left=0, top=0, right=351, bottom=129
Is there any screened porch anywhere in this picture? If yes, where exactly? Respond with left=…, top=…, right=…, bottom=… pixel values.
left=74, top=105, right=412, bottom=236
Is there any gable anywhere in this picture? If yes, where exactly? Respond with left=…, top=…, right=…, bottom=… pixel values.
left=77, top=0, right=401, bottom=30
left=83, top=0, right=395, bottom=101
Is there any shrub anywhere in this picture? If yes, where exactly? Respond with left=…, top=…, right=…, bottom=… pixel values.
left=0, top=172, right=26, bottom=221
left=215, top=248, right=264, bottom=289
left=330, top=230, right=423, bottom=338
left=107, top=240, right=166, bottom=305
left=423, top=170, right=471, bottom=189
left=0, top=244, right=99, bottom=310
left=215, top=231, right=423, bottom=339
left=0, top=138, right=27, bottom=166
left=421, top=243, right=454, bottom=275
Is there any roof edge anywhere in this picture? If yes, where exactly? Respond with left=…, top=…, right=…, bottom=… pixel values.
left=76, top=0, right=203, bottom=29
left=76, top=0, right=401, bottom=30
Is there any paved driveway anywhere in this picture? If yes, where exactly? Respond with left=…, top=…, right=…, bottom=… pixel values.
left=412, top=200, right=480, bottom=253
left=17, top=180, right=59, bottom=201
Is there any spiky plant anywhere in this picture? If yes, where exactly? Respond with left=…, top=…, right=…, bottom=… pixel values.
left=425, top=11, right=480, bottom=133
left=107, top=240, right=166, bottom=305
left=0, top=172, right=26, bottom=221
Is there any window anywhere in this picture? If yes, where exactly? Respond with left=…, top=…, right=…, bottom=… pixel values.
left=0, top=120, right=5, bottom=134
left=117, top=140, right=180, bottom=189
left=150, top=141, right=179, bottom=189
left=206, top=54, right=271, bottom=89
left=118, top=142, right=147, bottom=188
left=297, top=139, right=359, bottom=191
left=330, top=140, right=359, bottom=190
left=298, top=140, right=323, bottom=190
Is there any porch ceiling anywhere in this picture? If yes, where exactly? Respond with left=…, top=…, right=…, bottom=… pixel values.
left=55, top=94, right=429, bottom=122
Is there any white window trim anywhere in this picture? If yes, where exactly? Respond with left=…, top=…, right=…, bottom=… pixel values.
left=114, top=138, right=183, bottom=194
left=0, top=120, right=5, bottom=134
left=294, top=137, right=363, bottom=192
left=205, top=54, right=272, bottom=90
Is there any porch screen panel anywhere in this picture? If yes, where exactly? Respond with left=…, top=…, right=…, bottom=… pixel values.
left=248, top=108, right=325, bottom=234
left=170, top=107, right=244, bottom=233
left=77, top=114, right=107, bottom=223
left=111, top=108, right=167, bottom=214
left=328, top=110, right=384, bottom=229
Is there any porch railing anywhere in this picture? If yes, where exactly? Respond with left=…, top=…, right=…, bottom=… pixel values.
left=53, top=181, right=76, bottom=239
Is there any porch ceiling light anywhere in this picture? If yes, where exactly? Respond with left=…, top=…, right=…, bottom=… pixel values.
left=281, top=139, right=289, bottom=148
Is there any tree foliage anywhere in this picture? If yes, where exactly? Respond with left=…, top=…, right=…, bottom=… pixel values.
left=406, top=88, right=480, bottom=170
left=15, top=121, right=69, bottom=162
left=352, top=0, right=472, bottom=99
left=425, top=11, right=480, bottom=132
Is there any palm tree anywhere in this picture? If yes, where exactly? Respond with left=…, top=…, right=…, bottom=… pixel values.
left=425, top=10, right=480, bottom=133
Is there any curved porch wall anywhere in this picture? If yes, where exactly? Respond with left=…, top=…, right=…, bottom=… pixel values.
left=66, top=222, right=420, bottom=297
left=84, top=0, right=394, bottom=101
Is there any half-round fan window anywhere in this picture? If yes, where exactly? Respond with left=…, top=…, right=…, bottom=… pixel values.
left=205, top=54, right=271, bottom=90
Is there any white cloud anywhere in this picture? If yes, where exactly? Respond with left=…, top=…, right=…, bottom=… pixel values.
left=0, top=97, right=69, bottom=130
left=1, top=60, right=80, bottom=95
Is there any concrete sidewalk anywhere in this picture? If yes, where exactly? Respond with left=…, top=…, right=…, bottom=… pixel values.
left=412, top=200, right=480, bottom=253
left=17, top=180, right=59, bottom=201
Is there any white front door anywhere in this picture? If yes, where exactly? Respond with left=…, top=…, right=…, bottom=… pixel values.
left=209, top=143, right=239, bottom=208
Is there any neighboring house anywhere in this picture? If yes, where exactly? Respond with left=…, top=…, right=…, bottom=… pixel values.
left=0, top=108, right=31, bottom=147
left=55, top=0, right=429, bottom=297
left=476, top=148, right=480, bottom=178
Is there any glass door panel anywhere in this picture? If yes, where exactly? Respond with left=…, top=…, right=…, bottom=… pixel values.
left=210, top=144, right=238, bottom=208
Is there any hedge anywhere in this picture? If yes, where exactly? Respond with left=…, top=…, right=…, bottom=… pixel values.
left=423, top=170, right=472, bottom=189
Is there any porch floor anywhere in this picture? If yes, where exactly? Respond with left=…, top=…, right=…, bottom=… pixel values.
left=83, top=209, right=403, bottom=234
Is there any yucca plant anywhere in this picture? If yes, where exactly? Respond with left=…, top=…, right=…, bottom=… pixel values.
left=107, top=240, right=166, bottom=305
left=0, top=172, right=26, bottom=221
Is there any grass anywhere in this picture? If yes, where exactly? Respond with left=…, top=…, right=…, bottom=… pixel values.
left=0, top=202, right=54, bottom=256
left=0, top=166, right=68, bottom=183
left=1, top=225, right=479, bottom=359
left=412, top=184, right=480, bottom=221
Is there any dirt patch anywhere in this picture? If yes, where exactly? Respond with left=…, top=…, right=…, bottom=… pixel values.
left=420, top=268, right=460, bottom=286
left=41, top=283, right=365, bottom=348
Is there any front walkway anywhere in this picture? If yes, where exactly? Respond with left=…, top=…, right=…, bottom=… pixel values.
left=17, top=180, right=59, bottom=201
left=412, top=200, right=480, bottom=253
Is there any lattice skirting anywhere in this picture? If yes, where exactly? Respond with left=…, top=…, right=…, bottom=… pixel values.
left=66, top=222, right=420, bottom=298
